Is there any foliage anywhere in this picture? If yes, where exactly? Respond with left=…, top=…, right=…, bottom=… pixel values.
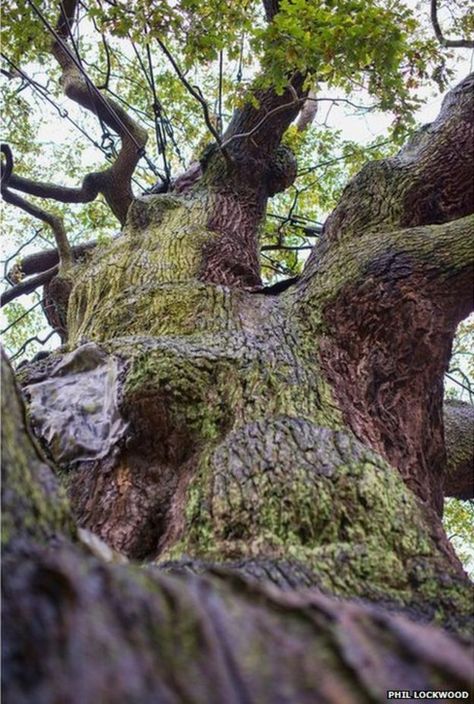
left=1, top=298, right=44, bottom=357
left=444, top=499, right=474, bottom=577
left=447, top=317, right=474, bottom=403
left=1, top=0, right=471, bottom=336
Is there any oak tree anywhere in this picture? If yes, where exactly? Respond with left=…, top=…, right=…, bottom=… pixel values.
left=2, top=0, right=474, bottom=700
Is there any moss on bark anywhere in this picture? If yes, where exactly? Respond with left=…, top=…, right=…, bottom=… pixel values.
left=1, top=351, right=74, bottom=548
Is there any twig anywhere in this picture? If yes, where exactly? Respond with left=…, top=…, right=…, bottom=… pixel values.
left=0, top=299, right=43, bottom=334
left=155, top=37, right=225, bottom=152
left=11, top=328, right=59, bottom=361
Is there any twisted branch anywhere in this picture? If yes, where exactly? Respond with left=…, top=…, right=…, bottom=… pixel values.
left=1, top=144, right=73, bottom=274
left=7, top=0, right=148, bottom=225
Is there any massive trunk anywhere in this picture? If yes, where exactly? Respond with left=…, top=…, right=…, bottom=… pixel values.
left=2, top=73, right=474, bottom=700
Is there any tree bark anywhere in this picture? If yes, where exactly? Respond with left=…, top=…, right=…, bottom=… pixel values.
left=443, top=400, right=474, bottom=499
left=3, top=352, right=473, bottom=703
left=3, top=73, right=474, bottom=699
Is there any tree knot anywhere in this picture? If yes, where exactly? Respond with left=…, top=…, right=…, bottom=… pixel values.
left=266, top=145, right=297, bottom=196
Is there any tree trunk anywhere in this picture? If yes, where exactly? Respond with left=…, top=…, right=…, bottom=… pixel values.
left=3, top=74, right=474, bottom=701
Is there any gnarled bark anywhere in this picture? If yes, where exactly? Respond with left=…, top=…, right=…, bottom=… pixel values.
left=2, top=1, right=474, bottom=694
left=297, top=73, right=474, bottom=517
left=3, top=352, right=473, bottom=703
left=11, top=75, right=473, bottom=640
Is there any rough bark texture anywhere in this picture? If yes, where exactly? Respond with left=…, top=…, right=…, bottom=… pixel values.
left=3, top=353, right=474, bottom=704
left=298, top=73, right=474, bottom=518
left=443, top=400, right=474, bottom=499
left=2, top=60, right=474, bottom=700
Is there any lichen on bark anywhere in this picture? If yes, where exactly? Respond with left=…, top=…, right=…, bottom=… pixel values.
left=1, top=350, right=74, bottom=549
left=3, top=56, right=474, bottom=700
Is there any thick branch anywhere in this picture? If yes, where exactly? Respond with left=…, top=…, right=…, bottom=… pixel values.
left=301, top=215, right=474, bottom=306
left=4, top=545, right=473, bottom=703
left=8, top=239, right=99, bottom=280
left=197, top=0, right=306, bottom=179
left=430, top=0, right=474, bottom=49
left=21, top=0, right=148, bottom=224
left=2, top=238, right=101, bottom=306
left=443, top=399, right=474, bottom=499
left=318, top=72, right=474, bottom=246
left=296, top=214, right=474, bottom=513
left=1, top=266, right=58, bottom=307
left=222, top=74, right=307, bottom=165
left=7, top=171, right=102, bottom=204
left=294, top=77, right=473, bottom=510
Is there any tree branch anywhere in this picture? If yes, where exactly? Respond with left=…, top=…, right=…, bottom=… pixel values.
left=1, top=266, right=59, bottom=307
left=222, top=75, right=307, bottom=167
left=188, top=0, right=305, bottom=179
left=154, top=37, right=224, bottom=151
left=430, top=0, right=474, bottom=49
left=296, top=213, right=474, bottom=514
left=221, top=87, right=306, bottom=154
left=21, top=0, right=148, bottom=224
left=2, top=238, right=103, bottom=306
left=315, top=72, right=474, bottom=247
left=6, top=171, right=103, bottom=205
left=9, top=239, right=100, bottom=279
left=1, top=144, right=73, bottom=271
left=300, top=215, right=474, bottom=317
left=443, top=399, right=474, bottom=499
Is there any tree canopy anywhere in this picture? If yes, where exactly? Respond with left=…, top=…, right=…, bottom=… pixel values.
left=1, top=0, right=473, bottom=334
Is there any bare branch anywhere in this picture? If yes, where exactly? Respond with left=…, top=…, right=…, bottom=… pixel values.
left=22, top=0, right=148, bottom=224
left=1, top=236, right=105, bottom=306
left=9, top=239, right=100, bottom=279
left=10, top=328, right=59, bottom=362
left=0, top=300, right=43, bottom=335
left=296, top=89, right=318, bottom=132
left=261, top=244, right=312, bottom=251
left=0, top=141, right=13, bottom=184
left=7, top=171, right=103, bottom=205
left=297, top=139, right=393, bottom=177
left=1, top=144, right=73, bottom=271
left=1, top=266, right=59, bottom=307
left=430, top=0, right=474, bottom=49
left=154, top=37, right=224, bottom=151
